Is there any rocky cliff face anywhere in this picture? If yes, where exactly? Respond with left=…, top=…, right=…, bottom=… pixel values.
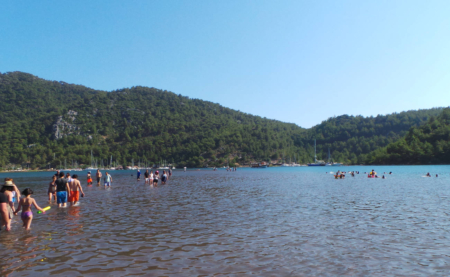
left=53, top=110, right=80, bottom=139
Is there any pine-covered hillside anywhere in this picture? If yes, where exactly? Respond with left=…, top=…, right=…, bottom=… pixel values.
left=367, top=108, right=450, bottom=164
left=304, top=108, right=444, bottom=164
left=0, top=71, right=445, bottom=168
left=0, top=72, right=305, bottom=168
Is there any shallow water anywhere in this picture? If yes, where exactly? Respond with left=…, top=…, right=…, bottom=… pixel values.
left=1, top=166, right=450, bottom=276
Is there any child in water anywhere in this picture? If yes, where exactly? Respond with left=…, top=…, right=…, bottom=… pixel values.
left=14, top=188, right=45, bottom=230
left=87, top=172, right=93, bottom=186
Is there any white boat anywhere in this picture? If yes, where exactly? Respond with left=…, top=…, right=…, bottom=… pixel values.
left=251, top=162, right=268, bottom=168
left=281, top=163, right=291, bottom=167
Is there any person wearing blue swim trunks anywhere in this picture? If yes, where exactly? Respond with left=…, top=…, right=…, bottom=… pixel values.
left=55, top=172, right=69, bottom=207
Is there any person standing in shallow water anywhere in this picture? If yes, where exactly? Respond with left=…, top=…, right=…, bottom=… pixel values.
left=87, top=171, right=93, bottom=186
left=14, top=188, right=45, bottom=230
left=161, top=170, right=167, bottom=184
left=68, top=175, right=85, bottom=206
left=96, top=169, right=102, bottom=186
left=0, top=180, right=17, bottom=231
left=55, top=172, right=70, bottom=208
left=153, top=171, right=159, bottom=186
left=137, top=169, right=141, bottom=181
left=104, top=172, right=112, bottom=188
left=144, top=170, right=150, bottom=184
left=48, top=175, right=57, bottom=201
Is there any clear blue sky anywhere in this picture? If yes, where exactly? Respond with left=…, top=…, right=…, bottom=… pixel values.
left=1, top=1, right=449, bottom=128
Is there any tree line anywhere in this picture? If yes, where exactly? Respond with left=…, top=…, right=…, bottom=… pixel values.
left=0, top=71, right=445, bottom=168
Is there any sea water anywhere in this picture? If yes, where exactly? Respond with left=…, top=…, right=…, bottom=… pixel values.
left=1, top=166, right=450, bottom=276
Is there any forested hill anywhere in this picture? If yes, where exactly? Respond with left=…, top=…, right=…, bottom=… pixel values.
left=0, top=71, right=304, bottom=168
left=0, top=71, right=445, bottom=168
left=304, top=108, right=445, bottom=164
left=366, top=108, right=450, bottom=164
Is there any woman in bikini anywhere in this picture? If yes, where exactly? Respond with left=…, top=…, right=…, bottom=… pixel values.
left=14, top=188, right=45, bottom=230
left=0, top=180, right=17, bottom=231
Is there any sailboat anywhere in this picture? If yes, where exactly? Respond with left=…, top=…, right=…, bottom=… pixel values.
left=307, top=140, right=326, bottom=166
left=281, top=152, right=290, bottom=166
left=109, top=155, right=116, bottom=170
left=158, top=159, right=170, bottom=170
left=326, top=148, right=342, bottom=166
left=86, top=150, right=97, bottom=170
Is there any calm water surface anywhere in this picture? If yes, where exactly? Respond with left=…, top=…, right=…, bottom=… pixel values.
left=1, top=166, right=450, bottom=276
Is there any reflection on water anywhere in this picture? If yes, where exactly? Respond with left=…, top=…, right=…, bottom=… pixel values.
left=1, top=166, right=450, bottom=276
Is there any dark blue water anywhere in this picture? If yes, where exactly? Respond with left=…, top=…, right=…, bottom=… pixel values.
left=1, top=166, right=450, bottom=276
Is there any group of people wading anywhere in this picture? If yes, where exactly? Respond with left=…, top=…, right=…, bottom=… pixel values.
left=1, top=169, right=114, bottom=232
left=141, top=169, right=172, bottom=185
left=1, top=167, right=174, bottom=232
left=1, top=178, right=45, bottom=231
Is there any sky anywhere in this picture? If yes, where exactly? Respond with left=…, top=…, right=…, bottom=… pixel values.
left=1, top=0, right=450, bottom=128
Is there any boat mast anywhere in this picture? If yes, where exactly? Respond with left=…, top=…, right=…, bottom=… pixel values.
left=314, top=139, right=317, bottom=163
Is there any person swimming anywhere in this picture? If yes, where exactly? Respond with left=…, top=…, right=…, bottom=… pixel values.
left=426, top=173, right=431, bottom=177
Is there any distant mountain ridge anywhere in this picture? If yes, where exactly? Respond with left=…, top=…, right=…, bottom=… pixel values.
left=0, top=71, right=445, bottom=168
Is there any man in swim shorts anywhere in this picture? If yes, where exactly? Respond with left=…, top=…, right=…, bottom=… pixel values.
left=55, top=172, right=69, bottom=207
left=68, top=175, right=85, bottom=206
left=96, top=169, right=102, bottom=186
